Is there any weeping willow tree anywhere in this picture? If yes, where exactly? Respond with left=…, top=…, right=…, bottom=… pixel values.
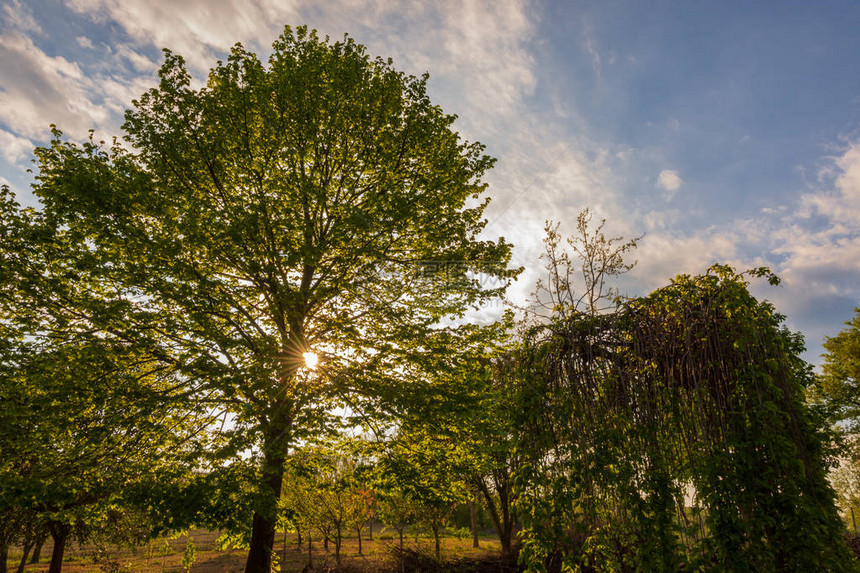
left=511, top=265, right=854, bottom=572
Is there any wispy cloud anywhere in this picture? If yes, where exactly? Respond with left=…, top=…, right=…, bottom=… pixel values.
left=582, top=17, right=602, bottom=79
left=774, top=141, right=860, bottom=299
left=76, top=36, right=95, bottom=49
left=1, top=0, right=42, bottom=35
left=64, top=0, right=300, bottom=74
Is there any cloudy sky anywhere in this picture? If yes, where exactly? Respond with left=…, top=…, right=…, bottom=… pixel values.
left=2, top=0, right=859, bottom=362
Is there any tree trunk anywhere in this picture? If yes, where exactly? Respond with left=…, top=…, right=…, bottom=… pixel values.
left=470, top=491, right=479, bottom=548
left=1, top=543, right=9, bottom=573
left=356, top=527, right=362, bottom=555
left=31, top=532, right=46, bottom=564
left=307, top=533, right=313, bottom=568
left=15, top=540, right=34, bottom=573
left=477, top=479, right=512, bottom=555
left=244, top=416, right=289, bottom=573
left=432, top=524, right=440, bottom=561
left=246, top=512, right=278, bottom=573
left=397, top=528, right=405, bottom=573
left=499, top=484, right=513, bottom=556
left=368, top=515, right=373, bottom=540
left=296, top=527, right=302, bottom=550
left=48, top=522, right=71, bottom=573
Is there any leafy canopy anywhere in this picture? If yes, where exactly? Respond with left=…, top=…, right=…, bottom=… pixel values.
left=28, top=25, right=515, bottom=571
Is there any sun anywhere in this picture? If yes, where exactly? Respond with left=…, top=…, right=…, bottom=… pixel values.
left=302, top=351, right=319, bottom=370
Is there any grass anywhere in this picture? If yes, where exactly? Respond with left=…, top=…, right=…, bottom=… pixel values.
left=7, top=527, right=504, bottom=572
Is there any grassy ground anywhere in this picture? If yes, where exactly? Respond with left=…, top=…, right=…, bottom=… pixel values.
left=6, top=527, right=504, bottom=572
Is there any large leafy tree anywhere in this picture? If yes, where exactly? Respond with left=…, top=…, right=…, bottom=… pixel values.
left=31, top=26, right=513, bottom=572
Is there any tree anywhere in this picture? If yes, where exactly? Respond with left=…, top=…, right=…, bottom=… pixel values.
left=811, top=308, right=860, bottom=523
left=510, top=265, right=854, bottom=571
left=29, top=26, right=513, bottom=572
left=813, top=308, right=860, bottom=430
left=387, top=320, right=522, bottom=556
left=0, top=336, right=198, bottom=573
left=0, top=185, right=214, bottom=573
left=279, top=470, right=319, bottom=568
left=376, top=488, right=416, bottom=553
left=376, top=426, right=468, bottom=563
left=530, top=209, right=638, bottom=320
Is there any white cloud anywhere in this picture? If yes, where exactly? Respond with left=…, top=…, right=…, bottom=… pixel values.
left=642, top=209, right=682, bottom=232
left=581, top=17, right=601, bottom=79
left=632, top=228, right=742, bottom=289
left=799, top=143, right=860, bottom=229
left=0, top=129, right=33, bottom=163
left=61, top=0, right=537, bottom=133
left=656, top=169, right=683, bottom=199
left=0, top=33, right=102, bottom=139
left=76, top=36, right=95, bottom=49
left=774, top=142, right=860, bottom=296
left=64, top=0, right=301, bottom=74
left=435, top=0, right=537, bottom=117
left=112, top=43, right=158, bottom=73
left=0, top=24, right=164, bottom=147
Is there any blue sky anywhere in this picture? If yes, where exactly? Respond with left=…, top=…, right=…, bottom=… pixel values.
left=1, top=0, right=859, bottom=362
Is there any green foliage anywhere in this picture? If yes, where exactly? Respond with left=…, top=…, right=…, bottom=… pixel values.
left=810, top=308, right=860, bottom=523
left=278, top=445, right=372, bottom=563
left=24, top=24, right=515, bottom=572
left=0, top=177, right=211, bottom=567
left=0, top=301, right=200, bottom=570
left=510, top=265, right=854, bottom=572
left=812, top=308, right=860, bottom=428
left=181, top=537, right=196, bottom=573
left=375, top=488, right=417, bottom=540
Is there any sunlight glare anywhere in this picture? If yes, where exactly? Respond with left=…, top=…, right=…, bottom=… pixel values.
left=302, top=351, right=319, bottom=370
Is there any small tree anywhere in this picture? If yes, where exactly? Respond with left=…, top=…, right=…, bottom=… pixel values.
left=413, top=501, right=451, bottom=562
left=181, top=537, right=196, bottom=573
left=346, top=489, right=371, bottom=556
left=376, top=489, right=416, bottom=552
left=279, top=469, right=319, bottom=567
left=531, top=209, right=639, bottom=319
